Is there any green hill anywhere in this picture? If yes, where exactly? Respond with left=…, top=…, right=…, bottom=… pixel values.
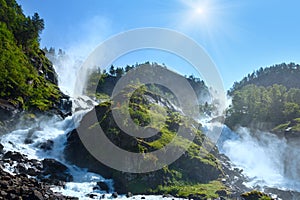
left=0, top=0, right=61, bottom=111
left=65, top=65, right=229, bottom=199
left=226, top=63, right=300, bottom=131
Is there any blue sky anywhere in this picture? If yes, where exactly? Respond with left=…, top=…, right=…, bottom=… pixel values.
left=17, top=0, right=300, bottom=90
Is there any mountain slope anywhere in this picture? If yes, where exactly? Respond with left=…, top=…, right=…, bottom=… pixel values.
left=226, top=63, right=300, bottom=130
left=0, top=0, right=62, bottom=112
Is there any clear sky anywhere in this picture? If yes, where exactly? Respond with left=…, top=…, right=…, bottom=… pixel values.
left=17, top=0, right=300, bottom=90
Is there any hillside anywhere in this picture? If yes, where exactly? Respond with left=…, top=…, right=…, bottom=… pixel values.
left=0, top=0, right=65, bottom=113
left=85, top=62, right=215, bottom=116
left=226, top=63, right=300, bottom=131
left=64, top=65, right=236, bottom=199
left=228, top=63, right=300, bottom=95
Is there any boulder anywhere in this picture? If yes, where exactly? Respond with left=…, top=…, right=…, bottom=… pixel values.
left=0, top=143, right=3, bottom=152
left=126, top=192, right=133, bottom=198
left=111, top=192, right=118, bottom=198
left=96, top=181, right=110, bottom=193
left=3, top=151, right=24, bottom=162
left=39, top=159, right=73, bottom=184
left=38, top=140, right=54, bottom=151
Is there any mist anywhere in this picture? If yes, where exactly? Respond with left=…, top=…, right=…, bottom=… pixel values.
left=220, top=126, right=300, bottom=191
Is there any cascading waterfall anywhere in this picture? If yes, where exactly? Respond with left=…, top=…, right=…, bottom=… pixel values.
left=0, top=55, right=185, bottom=199
left=1, top=49, right=299, bottom=199
left=0, top=109, right=115, bottom=199
left=215, top=125, right=300, bottom=192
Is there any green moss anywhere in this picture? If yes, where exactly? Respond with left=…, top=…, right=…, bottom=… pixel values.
left=154, top=181, right=227, bottom=199
left=80, top=77, right=224, bottom=196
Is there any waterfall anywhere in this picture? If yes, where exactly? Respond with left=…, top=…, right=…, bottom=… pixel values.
left=216, top=125, right=300, bottom=192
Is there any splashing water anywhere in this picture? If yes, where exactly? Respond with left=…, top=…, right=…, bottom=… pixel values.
left=218, top=126, right=300, bottom=192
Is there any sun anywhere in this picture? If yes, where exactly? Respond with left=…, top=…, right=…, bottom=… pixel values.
left=179, top=0, right=214, bottom=28
left=195, top=6, right=204, bottom=15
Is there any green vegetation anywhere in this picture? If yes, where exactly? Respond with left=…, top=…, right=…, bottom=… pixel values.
left=89, top=91, right=224, bottom=195
left=67, top=68, right=226, bottom=197
left=273, top=118, right=300, bottom=133
left=153, top=181, right=228, bottom=199
left=85, top=62, right=216, bottom=116
left=0, top=0, right=61, bottom=111
left=241, top=190, right=271, bottom=200
left=229, top=63, right=300, bottom=95
left=226, top=63, right=300, bottom=130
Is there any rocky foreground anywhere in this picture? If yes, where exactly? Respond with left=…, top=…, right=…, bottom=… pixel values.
left=0, top=167, right=78, bottom=200
left=0, top=143, right=77, bottom=199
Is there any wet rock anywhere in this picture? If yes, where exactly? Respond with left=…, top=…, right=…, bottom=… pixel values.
left=216, top=190, right=227, bottom=197
left=162, top=194, right=173, bottom=198
left=188, top=193, right=206, bottom=200
left=97, top=181, right=110, bottom=193
left=24, top=138, right=34, bottom=144
left=3, top=151, right=24, bottom=162
left=16, top=163, right=27, bottom=174
left=32, top=190, right=44, bottom=200
left=39, top=158, right=73, bottom=184
left=0, top=143, right=3, bottom=152
left=111, top=192, right=118, bottom=198
left=126, top=192, right=133, bottom=198
left=0, top=165, right=76, bottom=199
left=86, top=193, right=98, bottom=199
left=38, top=140, right=54, bottom=151
left=264, top=187, right=300, bottom=200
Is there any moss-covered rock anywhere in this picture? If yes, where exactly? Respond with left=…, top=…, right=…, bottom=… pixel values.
left=241, top=190, right=271, bottom=200
left=65, top=84, right=225, bottom=197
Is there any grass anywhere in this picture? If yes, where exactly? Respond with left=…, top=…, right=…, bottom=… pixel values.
left=153, top=181, right=228, bottom=199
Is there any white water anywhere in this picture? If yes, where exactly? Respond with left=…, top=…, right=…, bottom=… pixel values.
left=0, top=109, right=188, bottom=199
left=0, top=110, right=112, bottom=198
left=217, top=125, right=300, bottom=192
left=0, top=58, right=187, bottom=199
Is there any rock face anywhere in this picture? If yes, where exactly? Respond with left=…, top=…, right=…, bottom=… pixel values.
left=38, top=159, right=73, bottom=184
left=0, top=164, right=77, bottom=200
left=64, top=85, right=224, bottom=195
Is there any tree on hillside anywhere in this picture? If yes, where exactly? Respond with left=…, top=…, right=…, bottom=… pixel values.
left=109, top=65, right=116, bottom=76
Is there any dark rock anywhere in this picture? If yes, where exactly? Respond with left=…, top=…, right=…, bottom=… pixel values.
left=32, top=190, right=44, bottom=200
left=40, top=158, right=73, bottom=184
left=162, top=194, right=173, bottom=198
left=0, top=164, right=75, bottom=199
left=86, top=193, right=98, bottom=199
left=216, top=190, right=227, bottom=197
left=188, top=193, right=206, bottom=200
left=97, top=181, right=110, bottom=193
left=24, top=138, right=34, bottom=144
left=141, top=197, right=146, bottom=199
left=3, top=151, right=24, bottom=162
left=264, top=187, right=300, bottom=200
left=0, top=143, right=4, bottom=152
left=38, top=140, right=54, bottom=151
left=126, top=192, right=133, bottom=198
left=27, top=167, right=39, bottom=176
left=0, top=100, right=18, bottom=122
left=111, top=192, right=118, bottom=198
left=16, top=163, right=27, bottom=174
